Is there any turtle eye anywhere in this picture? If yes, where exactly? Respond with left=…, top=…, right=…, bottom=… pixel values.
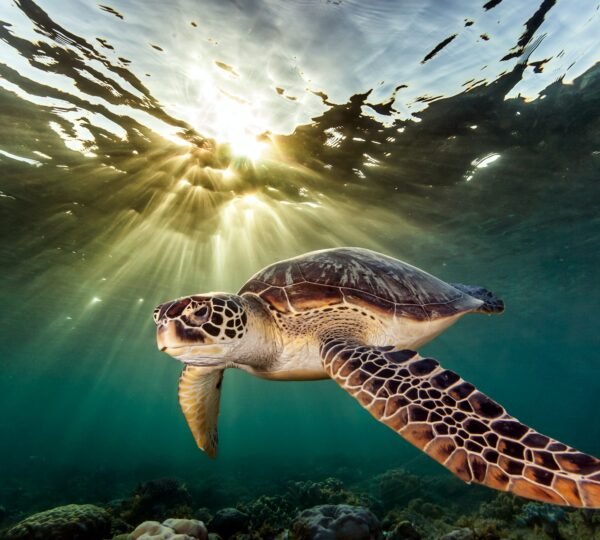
left=166, top=298, right=191, bottom=318
left=152, top=308, right=161, bottom=324
left=192, top=305, right=211, bottom=324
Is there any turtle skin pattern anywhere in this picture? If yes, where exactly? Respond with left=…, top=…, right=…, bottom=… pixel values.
left=321, top=339, right=600, bottom=508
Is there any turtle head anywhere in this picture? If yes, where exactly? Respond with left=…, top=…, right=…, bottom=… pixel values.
left=153, top=293, right=250, bottom=365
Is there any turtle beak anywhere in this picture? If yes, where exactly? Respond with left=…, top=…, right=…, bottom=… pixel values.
left=156, top=319, right=190, bottom=350
left=156, top=320, right=228, bottom=362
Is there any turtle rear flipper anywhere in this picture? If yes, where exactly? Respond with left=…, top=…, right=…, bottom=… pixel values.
left=320, top=339, right=600, bottom=508
left=451, top=283, right=504, bottom=314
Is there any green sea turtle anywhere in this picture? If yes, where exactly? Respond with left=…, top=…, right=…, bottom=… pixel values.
left=153, top=247, right=600, bottom=508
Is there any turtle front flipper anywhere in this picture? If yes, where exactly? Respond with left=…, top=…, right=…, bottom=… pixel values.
left=320, top=339, right=600, bottom=508
left=178, top=365, right=224, bottom=458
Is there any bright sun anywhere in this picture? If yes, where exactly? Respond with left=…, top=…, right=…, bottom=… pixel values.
left=228, top=129, right=268, bottom=162
left=177, top=65, right=271, bottom=161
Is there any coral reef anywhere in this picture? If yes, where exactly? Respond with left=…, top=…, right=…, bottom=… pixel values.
left=381, top=498, right=454, bottom=539
left=207, top=508, right=249, bottom=539
left=476, top=492, right=526, bottom=523
left=194, top=509, right=213, bottom=525
left=130, top=521, right=181, bottom=539
left=164, top=519, right=208, bottom=539
left=234, top=477, right=378, bottom=537
left=285, top=478, right=368, bottom=509
left=438, top=529, right=475, bottom=540
left=296, top=478, right=380, bottom=516
left=386, top=519, right=421, bottom=540
left=2, top=504, right=112, bottom=540
left=374, top=469, right=424, bottom=511
left=558, top=508, right=600, bottom=540
left=515, top=502, right=566, bottom=527
left=291, top=504, right=382, bottom=540
left=1, top=470, right=599, bottom=540
left=122, top=478, right=193, bottom=525
left=129, top=518, right=207, bottom=540
left=454, top=490, right=600, bottom=540
left=237, top=495, right=293, bottom=537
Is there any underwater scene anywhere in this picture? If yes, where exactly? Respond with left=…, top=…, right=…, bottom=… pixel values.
left=1, top=0, right=599, bottom=538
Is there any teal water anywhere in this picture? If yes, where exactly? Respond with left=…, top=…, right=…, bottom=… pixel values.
left=0, top=1, right=599, bottom=538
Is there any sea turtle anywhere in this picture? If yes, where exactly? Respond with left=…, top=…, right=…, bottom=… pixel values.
left=153, top=247, right=600, bottom=508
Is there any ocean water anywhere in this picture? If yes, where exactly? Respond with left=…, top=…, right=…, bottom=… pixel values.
left=0, top=1, right=599, bottom=538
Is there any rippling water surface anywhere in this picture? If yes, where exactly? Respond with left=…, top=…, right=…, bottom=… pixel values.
left=0, top=0, right=599, bottom=528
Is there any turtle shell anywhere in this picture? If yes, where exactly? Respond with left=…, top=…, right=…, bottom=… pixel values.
left=239, top=247, right=481, bottom=320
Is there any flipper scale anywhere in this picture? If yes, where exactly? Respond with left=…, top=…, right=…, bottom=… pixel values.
left=320, top=340, right=600, bottom=508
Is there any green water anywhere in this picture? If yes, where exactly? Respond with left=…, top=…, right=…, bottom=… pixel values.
left=0, top=0, right=599, bottom=537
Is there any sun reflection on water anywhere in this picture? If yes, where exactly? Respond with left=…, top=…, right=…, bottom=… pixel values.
left=172, top=63, right=273, bottom=161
